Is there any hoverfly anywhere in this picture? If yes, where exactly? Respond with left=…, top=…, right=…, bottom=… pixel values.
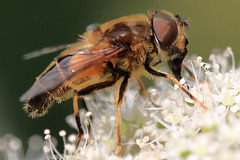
left=20, top=10, right=205, bottom=156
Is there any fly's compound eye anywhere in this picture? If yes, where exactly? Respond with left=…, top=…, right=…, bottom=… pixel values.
left=152, top=13, right=178, bottom=51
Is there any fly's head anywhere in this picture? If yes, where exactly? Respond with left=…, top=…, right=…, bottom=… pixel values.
left=149, top=10, right=188, bottom=61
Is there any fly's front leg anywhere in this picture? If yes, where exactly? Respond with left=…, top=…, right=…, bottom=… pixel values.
left=145, top=57, right=207, bottom=110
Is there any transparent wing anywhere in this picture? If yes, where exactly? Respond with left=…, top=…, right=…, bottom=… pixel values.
left=22, top=43, right=76, bottom=60
left=20, top=46, right=126, bottom=101
left=22, top=24, right=100, bottom=60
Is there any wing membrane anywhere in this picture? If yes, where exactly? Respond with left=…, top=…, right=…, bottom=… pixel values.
left=23, top=43, right=77, bottom=60
left=20, top=47, right=126, bottom=101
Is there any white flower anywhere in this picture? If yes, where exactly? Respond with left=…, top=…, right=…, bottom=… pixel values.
left=4, top=47, right=240, bottom=159
left=59, top=130, right=67, bottom=137
left=136, top=136, right=149, bottom=148
left=44, top=129, right=51, bottom=135
left=220, top=87, right=235, bottom=105
left=197, top=56, right=203, bottom=64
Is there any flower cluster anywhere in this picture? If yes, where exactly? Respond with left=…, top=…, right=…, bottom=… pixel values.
left=1, top=47, right=240, bottom=160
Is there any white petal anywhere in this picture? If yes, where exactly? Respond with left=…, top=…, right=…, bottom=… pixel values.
left=230, top=105, right=239, bottom=113
left=215, top=105, right=226, bottom=113
left=235, top=94, right=240, bottom=103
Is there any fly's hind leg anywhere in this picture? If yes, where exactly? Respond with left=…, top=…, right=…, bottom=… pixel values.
left=79, top=97, right=92, bottom=135
left=73, top=95, right=84, bottom=148
left=73, top=79, right=118, bottom=149
left=73, top=96, right=92, bottom=148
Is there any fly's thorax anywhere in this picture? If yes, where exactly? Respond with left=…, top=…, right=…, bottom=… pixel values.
left=93, top=15, right=154, bottom=73
left=103, top=17, right=152, bottom=45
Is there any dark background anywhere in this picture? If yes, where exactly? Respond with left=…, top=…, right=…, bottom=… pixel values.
left=1, top=0, right=240, bottom=151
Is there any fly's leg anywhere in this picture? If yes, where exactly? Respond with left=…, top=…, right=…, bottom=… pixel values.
left=145, top=60, right=207, bottom=110
left=74, top=79, right=118, bottom=149
left=135, top=77, right=159, bottom=107
left=73, top=95, right=84, bottom=148
left=182, top=64, right=205, bottom=84
left=116, top=73, right=130, bottom=157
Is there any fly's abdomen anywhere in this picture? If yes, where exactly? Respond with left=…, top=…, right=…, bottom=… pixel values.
left=24, top=85, right=73, bottom=118
left=24, top=92, right=54, bottom=118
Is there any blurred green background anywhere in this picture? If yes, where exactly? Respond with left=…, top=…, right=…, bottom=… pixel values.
left=1, top=0, right=240, bottom=151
